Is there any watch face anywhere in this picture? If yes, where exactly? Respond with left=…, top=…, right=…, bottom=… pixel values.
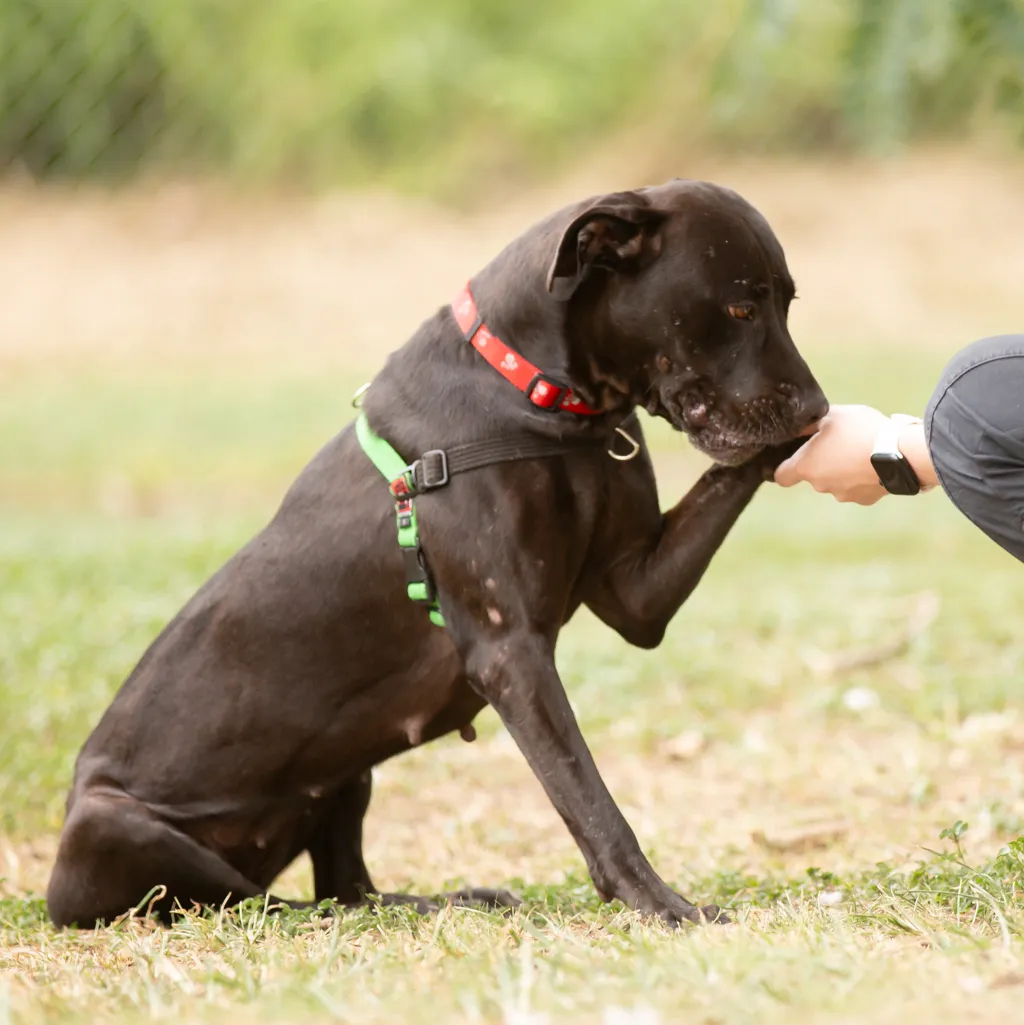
left=870, top=453, right=921, bottom=496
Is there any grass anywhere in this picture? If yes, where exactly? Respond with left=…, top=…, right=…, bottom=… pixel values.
left=5, top=176, right=1024, bottom=1021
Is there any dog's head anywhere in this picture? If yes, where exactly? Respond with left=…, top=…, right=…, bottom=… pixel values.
left=547, top=179, right=828, bottom=464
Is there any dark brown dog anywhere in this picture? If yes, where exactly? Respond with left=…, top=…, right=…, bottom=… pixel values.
left=47, top=179, right=827, bottom=928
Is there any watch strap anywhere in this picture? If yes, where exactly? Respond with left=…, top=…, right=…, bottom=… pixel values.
left=871, top=414, right=920, bottom=459
left=871, top=414, right=931, bottom=495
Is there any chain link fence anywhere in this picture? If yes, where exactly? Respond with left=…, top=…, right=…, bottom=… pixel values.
left=2, top=0, right=1023, bottom=190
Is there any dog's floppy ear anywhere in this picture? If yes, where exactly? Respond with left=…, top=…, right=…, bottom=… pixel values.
left=546, top=192, right=666, bottom=300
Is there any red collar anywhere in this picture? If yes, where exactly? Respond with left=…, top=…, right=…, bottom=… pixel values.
left=451, top=284, right=602, bottom=415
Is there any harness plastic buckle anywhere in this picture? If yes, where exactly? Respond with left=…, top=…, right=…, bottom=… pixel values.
left=389, top=472, right=414, bottom=498
left=526, top=372, right=567, bottom=411
left=401, top=545, right=436, bottom=602
left=395, top=497, right=414, bottom=531
left=411, top=449, right=449, bottom=492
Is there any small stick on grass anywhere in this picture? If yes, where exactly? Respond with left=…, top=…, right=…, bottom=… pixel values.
left=802, top=591, right=940, bottom=679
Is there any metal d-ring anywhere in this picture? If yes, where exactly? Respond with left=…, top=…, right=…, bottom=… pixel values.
left=351, top=382, right=371, bottom=408
left=607, top=425, right=641, bottom=462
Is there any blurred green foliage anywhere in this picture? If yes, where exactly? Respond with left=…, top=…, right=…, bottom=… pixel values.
left=1, top=0, right=1022, bottom=191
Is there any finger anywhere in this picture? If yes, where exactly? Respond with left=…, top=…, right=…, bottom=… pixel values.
left=798, top=419, right=824, bottom=437
left=774, top=432, right=822, bottom=485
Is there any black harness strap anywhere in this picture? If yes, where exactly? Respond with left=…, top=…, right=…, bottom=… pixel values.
left=412, top=437, right=590, bottom=493
left=408, top=412, right=639, bottom=494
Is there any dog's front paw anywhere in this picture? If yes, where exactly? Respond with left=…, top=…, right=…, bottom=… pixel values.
left=656, top=900, right=731, bottom=927
left=626, top=882, right=732, bottom=928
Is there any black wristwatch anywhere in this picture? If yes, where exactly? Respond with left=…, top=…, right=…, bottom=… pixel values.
left=870, top=414, right=923, bottom=495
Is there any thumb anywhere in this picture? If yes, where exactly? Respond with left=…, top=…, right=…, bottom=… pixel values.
left=773, top=442, right=812, bottom=486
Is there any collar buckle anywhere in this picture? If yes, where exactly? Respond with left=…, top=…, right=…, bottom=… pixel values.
left=526, top=372, right=568, bottom=411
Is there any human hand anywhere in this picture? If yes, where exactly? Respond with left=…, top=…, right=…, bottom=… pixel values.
left=774, top=404, right=889, bottom=505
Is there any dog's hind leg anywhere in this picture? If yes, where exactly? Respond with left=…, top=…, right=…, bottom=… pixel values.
left=307, top=772, right=520, bottom=913
left=47, top=789, right=269, bottom=928
left=306, top=772, right=376, bottom=905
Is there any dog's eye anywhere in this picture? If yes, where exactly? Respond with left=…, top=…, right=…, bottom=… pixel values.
left=728, top=303, right=756, bottom=321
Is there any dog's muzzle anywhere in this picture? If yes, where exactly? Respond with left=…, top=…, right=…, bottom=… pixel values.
left=656, top=379, right=814, bottom=464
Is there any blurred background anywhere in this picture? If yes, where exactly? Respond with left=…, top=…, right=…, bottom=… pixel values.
left=4, top=0, right=1024, bottom=188
left=4, top=0, right=1024, bottom=913
left=2, top=0, right=1024, bottom=387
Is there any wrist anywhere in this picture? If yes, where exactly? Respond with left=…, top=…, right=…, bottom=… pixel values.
left=870, top=415, right=938, bottom=495
left=870, top=414, right=922, bottom=494
left=895, top=421, right=939, bottom=490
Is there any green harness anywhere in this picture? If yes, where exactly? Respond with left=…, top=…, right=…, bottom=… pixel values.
left=353, top=407, right=636, bottom=631
left=355, top=411, right=446, bottom=628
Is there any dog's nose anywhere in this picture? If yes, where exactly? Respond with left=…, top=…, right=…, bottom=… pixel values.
left=793, top=389, right=829, bottom=429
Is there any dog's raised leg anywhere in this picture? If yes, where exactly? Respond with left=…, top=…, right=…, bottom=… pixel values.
left=586, top=448, right=793, bottom=647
